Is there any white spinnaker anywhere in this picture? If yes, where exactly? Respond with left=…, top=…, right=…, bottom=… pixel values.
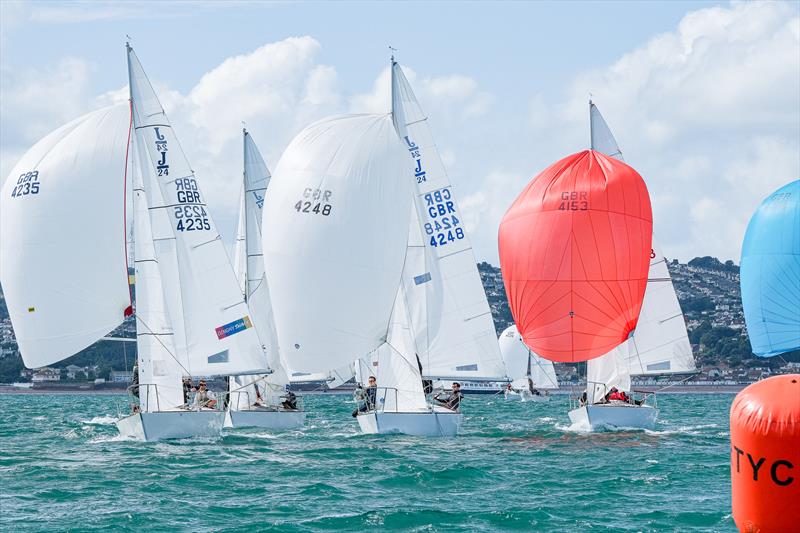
left=132, top=139, right=185, bottom=411
left=587, top=101, right=694, bottom=389
left=127, top=45, right=269, bottom=377
left=498, top=326, right=558, bottom=389
left=229, top=130, right=286, bottom=409
left=0, top=105, right=131, bottom=368
left=262, top=114, right=411, bottom=373
left=391, top=61, right=504, bottom=380
left=375, top=286, right=428, bottom=412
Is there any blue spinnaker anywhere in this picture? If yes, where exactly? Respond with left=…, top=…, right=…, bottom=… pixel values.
left=740, top=179, right=800, bottom=357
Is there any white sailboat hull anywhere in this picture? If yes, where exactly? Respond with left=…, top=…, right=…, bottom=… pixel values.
left=568, top=403, right=657, bottom=431
left=357, top=408, right=462, bottom=437
left=504, top=389, right=551, bottom=402
left=225, top=409, right=306, bottom=429
left=116, top=410, right=225, bottom=441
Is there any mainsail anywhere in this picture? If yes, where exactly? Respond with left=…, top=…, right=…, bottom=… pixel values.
left=229, top=129, right=287, bottom=408
left=0, top=105, right=132, bottom=368
left=127, top=45, right=270, bottom=377
left=587, top=102, right=695, bottom=396
left=262, top=114, right=412, bottom=374
left=391, top=60, right=505, bottom=380
left=740, top=179, right=800, bottom=357
left=498, top=326, right=558, bottom=390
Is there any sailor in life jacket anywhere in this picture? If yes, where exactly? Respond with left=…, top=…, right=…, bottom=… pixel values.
left=606, top=387, right=630, bottom=403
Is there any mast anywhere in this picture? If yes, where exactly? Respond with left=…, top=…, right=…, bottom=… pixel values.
left=589, top=98, right=594, bottom=150
left=242, top=127, right=250, bottom=303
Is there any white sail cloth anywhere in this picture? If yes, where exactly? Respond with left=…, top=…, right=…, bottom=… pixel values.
left=127, top=46, right=270, bottom=377
left=0, top=104, right=132, bottom=368
left=262, top=114, right=411, bottom=374
left=229, top=130, right=288, bottom=410
left=391, top=61, right=505, bottom=380
left=498, top=326, right=558, bottom=389
left=585, top=101, right=695, bottom=398
left=374, top=287, right=429, bottom=412
left=131, top=140, right=185, bottom=411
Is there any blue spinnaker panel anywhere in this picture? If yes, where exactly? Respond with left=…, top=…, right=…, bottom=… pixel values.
left=740, top=179, right=800, bottom=357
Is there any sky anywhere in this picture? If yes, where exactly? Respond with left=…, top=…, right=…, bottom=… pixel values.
left=1, top=0, right=798, bottom=265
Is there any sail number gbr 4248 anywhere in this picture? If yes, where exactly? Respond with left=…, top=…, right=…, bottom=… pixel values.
left=294, top=187, right=333, bottom=216
left=423, top=188, right=464, bottom=247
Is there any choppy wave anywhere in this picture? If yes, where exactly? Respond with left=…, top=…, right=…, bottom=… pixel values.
left=0, top=392, right=736, bottom=531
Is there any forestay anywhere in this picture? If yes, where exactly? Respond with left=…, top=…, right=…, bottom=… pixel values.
left=262, top=114, right=411, bottom=373
left=127, top=45, right=270, bottom=377
left=391, top=61, right=505, bottom=380
left=0, top=105, right=131, bottom=368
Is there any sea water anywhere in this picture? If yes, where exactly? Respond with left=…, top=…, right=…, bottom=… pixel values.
left=0, top=393, right=734, bottom=531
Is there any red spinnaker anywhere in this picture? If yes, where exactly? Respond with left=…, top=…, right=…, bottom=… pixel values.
left=498, top=150, right=653, bottom=362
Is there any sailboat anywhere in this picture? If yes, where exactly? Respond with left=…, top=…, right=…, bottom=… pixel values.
left=260, top=113, right=436, bottom=432
left=347, top=58, right=508, bottom=436
left=225, top=129, right=305, bottom=429
left=740, top=179, right=800, bottom=358
left=0, top=44, right=274, bottom=442
left=499, top=326, right=559, bottom=402
left=566, top=101, right=697, bottom=430
left=498, top=125, right=654, bottom=431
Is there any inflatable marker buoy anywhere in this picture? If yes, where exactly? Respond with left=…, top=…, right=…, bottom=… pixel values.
left=730, top=374, right=800, bottom=533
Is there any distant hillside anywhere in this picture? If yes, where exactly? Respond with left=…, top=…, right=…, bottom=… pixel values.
left=1, top=258, right=797, bottom=383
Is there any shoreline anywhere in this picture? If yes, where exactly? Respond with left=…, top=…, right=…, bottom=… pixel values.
left=0, top=384, right=751, bottom=395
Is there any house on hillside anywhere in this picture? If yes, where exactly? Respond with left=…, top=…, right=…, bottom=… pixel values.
left=32, top=367, right=60, bottom=382
left=65, top=365, right=84, bottom=379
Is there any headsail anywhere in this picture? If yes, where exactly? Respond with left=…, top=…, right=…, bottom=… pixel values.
left=0, top=105, right=131, bottom=368
left=127, top=45, right=270, bottom=377
left=391, top=61, right=505, bottom=380
left=741, top=180, right=800, bottom=357
left=131, top=138, right=185, bottom=411
left=374, top=285, right=429, bottom=412
left=589, top=102, right=695, bottom=381
left=230, top=129, right=286, bottom=408
left=262, top=114, right=411, bottom=374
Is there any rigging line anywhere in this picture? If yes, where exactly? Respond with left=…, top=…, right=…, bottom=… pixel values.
left=134, top=314, right=191, bottom=376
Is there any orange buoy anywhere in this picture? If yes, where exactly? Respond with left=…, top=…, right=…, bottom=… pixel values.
left=730, top=374, right=800, bottom=532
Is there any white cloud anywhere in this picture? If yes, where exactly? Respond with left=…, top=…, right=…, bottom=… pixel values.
left=511, top=1, right=800, bottom=264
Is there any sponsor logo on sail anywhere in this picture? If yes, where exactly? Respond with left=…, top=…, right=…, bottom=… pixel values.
left=215, top=316, right=253, bottom=340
